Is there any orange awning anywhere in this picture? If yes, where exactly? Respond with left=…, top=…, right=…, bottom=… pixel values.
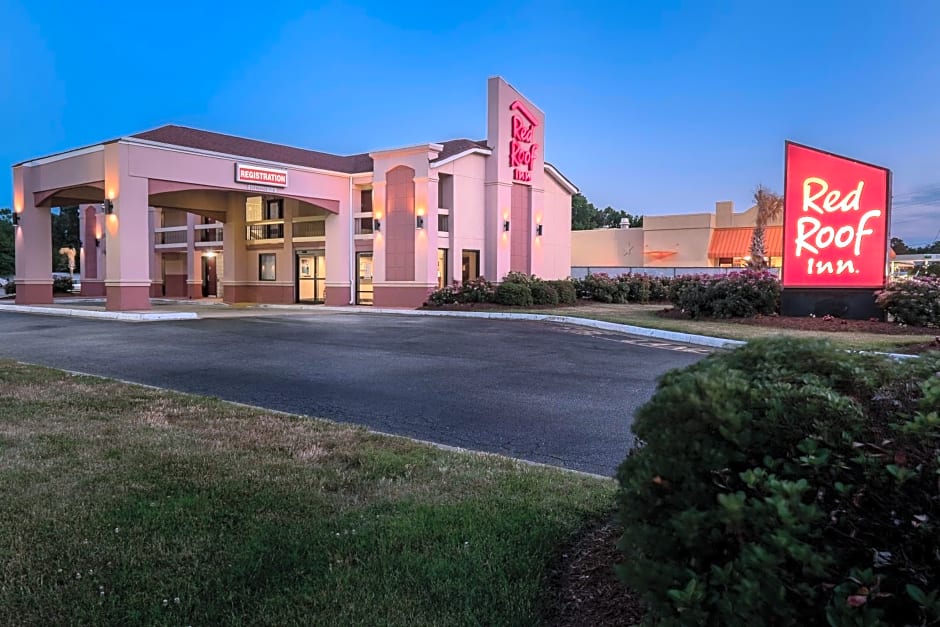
left=708, top=226, right=782, bottom=258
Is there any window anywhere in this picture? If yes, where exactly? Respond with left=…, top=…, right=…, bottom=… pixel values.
left=437, top=249, right=449, bottom=289
left=438, top=174, right=453, bottom=210
left=462, top=250, right=480, bottom=284
left=263, top=199, right=283, bottom=220
left=360, top=189, right=373, bottom=213
left=356, top=217, right=373, bottom=235
left=437, top=213, right=449, bottom=233
left=718, top=257, right=734, bottom=268
left=259, top=254, right=276, bottom=281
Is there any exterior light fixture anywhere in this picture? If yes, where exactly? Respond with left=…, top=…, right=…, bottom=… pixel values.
left=535, top=224, right=543, bottom=237
left=11, top=212, right=20, bottom=226
left=416, top=215, right=424, bottom=229
left=373, top=218, right=381, bottom=232
left=95, top=237, right=100, bottom=248
left=103, top=198, right=114, bottom=214
left=503, top=220, right=510, bottom=232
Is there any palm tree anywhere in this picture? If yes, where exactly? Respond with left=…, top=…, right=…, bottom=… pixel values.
left=747, top=185, right=783, bottom=270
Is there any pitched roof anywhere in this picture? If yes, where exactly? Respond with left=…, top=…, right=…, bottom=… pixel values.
left=432, top=139, right=490, bottom=163
left=131, top=125, right=491, bottom=174
left=131, top=125, right=374, bottom=173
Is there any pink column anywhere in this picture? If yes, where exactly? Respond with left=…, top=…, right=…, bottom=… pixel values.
left=103, top=143, right=152, bottom=311
left=13, top=166, right=53, bottom=304
left=222, top=193, right=248, bottom=304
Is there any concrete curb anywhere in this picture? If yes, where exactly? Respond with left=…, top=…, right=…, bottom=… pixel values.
left=0, top=304, right=198, bottom=322
left=307, top=306, right=748, bottom=349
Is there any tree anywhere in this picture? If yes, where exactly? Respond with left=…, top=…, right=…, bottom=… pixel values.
left=571, top=194, right=643, bottom=230
left=0, top=208, right=14, bottom=277
left=51, top=206, right=81, bottom=272
left=747, top=185, right=783, bottom=270
left=571, top=193, right=601, bottom=230
left=890, top=237, right=910, bottom=255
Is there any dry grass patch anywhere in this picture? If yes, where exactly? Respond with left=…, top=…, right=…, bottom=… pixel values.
left=0, top=360, right=614, bottom=626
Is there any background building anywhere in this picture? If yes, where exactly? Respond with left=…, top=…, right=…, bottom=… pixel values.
left=571, top=201, right=783, bottom=276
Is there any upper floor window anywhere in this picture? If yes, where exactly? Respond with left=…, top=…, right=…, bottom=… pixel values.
left=263, top=198, right=283, bottom=221
left=360, top=190, right=373, bottom=214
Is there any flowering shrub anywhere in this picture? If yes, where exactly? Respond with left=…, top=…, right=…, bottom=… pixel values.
left=459, top=277, right=496, bottom=303
left=669, top=271, right=780, bottom=318
left=575, top=273, right=671, bottom=304
left=876, top=276, right=940, bottom=327
left=424, top=277, right=496, bottom=306
left=618, top=338, right=940, bottom=625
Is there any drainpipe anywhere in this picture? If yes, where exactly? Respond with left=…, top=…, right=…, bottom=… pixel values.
left=349, top=176, right=355, bottom=305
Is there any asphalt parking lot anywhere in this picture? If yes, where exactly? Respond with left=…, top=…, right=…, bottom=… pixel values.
left=0, top=311, right=706, bottom=475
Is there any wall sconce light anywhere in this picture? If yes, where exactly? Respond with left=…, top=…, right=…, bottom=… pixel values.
left=95, top=237, right=101, bottom=248
left=11, top=212, right=20, bottom=226
left=373, top=218, right=381, bottom=232
left=103, top=198, right=114, bottom=214
left=503, top=220, right=510, bottom=232
left=416, top=215, right=424, bottom=229
left=535, top=224, right=543, bottom=237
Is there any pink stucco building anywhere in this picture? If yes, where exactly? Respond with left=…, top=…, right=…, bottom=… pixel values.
left=12, top=77, right=577, bottom=310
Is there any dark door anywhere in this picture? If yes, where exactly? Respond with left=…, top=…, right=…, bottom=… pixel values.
left=202, top=256, right=218, bottom=297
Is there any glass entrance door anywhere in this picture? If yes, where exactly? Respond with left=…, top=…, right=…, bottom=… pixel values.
left=356, top=253, right=373, bottom=305
left=296, top=253, right=325, bottom=303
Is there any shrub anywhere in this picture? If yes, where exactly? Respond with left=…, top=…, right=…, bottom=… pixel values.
left=529, top=281, right=559, bottom=306
left=3, top=280, right=14, bottom=295
left=495, top=282, right=533, bottom=306
left=617, top=338, right=940, bottom=626
left=876, top=276, right=940, bottom=327
left=669, top=271, right=780, bottom=318
left=501, top=271, right=537, bottom=286
left=458, top=277, right=496, bottom=304
left=424, top=277, right=496, bottom=307
left=52, top=276, right=73, bottom=294
left=578, top=273, right=621, bottom=303
left=425, top=284, right=460, bottom=306
left=548, top=280, right=577, bottom=305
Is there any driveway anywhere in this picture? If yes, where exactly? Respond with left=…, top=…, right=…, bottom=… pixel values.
left=0, top=311, right=706, bottom=475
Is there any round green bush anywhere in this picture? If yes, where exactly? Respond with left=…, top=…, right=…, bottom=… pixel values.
left=529, top=281, right=559, bottom=306
left=876, top=277, right=940, bottom=327
left=495, top=282, right=533, bottom=306
left=548, top=280, right=577, bottom=305
left=617, top=338, right=940, bottom=626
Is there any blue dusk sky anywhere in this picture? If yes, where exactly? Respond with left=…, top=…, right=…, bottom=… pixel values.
left=2, top=0, right=939, bottom=244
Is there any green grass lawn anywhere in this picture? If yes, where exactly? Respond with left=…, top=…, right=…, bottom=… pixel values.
left=523, top=303, right=933, bottom=352
left=0, top=361, right=615, bottom=626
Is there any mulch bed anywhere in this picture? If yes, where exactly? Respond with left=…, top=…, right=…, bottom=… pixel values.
left=541, top=520, right=644, bottom=626
left=655, top=307, right=934, bottom=335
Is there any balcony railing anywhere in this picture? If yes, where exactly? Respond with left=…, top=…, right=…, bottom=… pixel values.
left=195, top=222, right=223, bottom=245
left=154, top=226, right=187, bottom=247
left=292, top=218, right=326, bottom=239
left=247, top=221, right=284, bottom=241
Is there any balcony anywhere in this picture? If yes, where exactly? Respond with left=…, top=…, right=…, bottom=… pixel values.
left=246, top=221, right=284, bottom=242
left=292, top=217, right=326, bottom=241
left=154, top=226, right=187, bottom=249
left=195, top=222, right=223, bottom=246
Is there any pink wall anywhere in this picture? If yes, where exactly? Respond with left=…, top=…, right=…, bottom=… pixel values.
left=385, top=165, right=416, bottom=281
left=510, top=183, right=532, bottom=273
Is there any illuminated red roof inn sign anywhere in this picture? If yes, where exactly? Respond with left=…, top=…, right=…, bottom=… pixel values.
left=782, top=142, right=891, bottom=289
left=235, top=163, right=288, bottom=187
left=509, top=100, right=539, bottom=183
